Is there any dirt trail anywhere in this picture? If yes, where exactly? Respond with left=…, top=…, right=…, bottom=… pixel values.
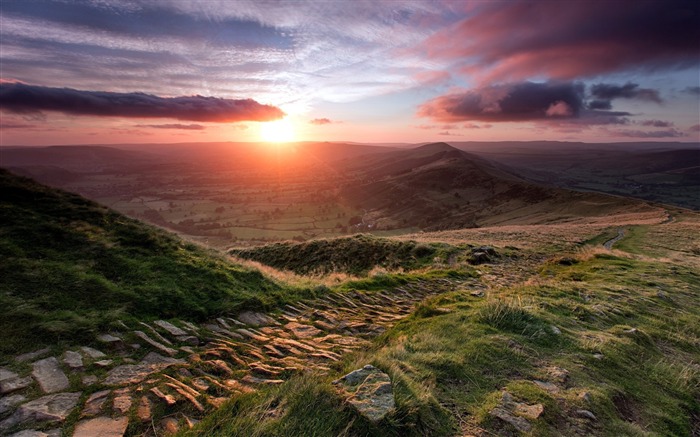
left=603, top=228, right=625, bottom=250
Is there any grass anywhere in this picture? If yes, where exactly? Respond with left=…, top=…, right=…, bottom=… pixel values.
left=230, top=234, right=464, bottom=276
left=0, top=169, right=315, bottom=358
left=189, top=231, right=700, bottom=436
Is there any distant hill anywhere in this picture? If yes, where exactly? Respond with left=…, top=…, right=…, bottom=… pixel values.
left=0, top=169, right=302, bottom=356
left=339, top=142, right=661, bottom=231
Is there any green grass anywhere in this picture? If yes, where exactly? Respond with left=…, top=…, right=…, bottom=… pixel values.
left=0, top=170, right=314, bottom=358
left=231, top=234, right=460, bottom=275
left=189, top=249, right=699, bottom=436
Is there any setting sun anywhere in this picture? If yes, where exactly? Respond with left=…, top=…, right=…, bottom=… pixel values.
left=259, top=118, right=295, bottom=143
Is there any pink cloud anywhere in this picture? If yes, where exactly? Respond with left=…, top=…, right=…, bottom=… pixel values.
left=422, top=1, right=699, bottom=82
left=310, top=118, right=335, bottom=125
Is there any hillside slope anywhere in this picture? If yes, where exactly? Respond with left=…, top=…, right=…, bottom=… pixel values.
left=0, top=169, right=302, bottom=356
left=339, top=143, right=662, bottom=231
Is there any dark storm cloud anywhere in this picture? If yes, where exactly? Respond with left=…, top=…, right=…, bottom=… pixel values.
left=423, top=0, right=700, bottom=81
left=588, top=100, right=612, bottom=110
left=684, top=86, right=700, bottom=95
left=0, top=83, right=284, bottom=122
left=417, top=81, right=588, bottom=122
left=590, top=83, right=662, bottom=103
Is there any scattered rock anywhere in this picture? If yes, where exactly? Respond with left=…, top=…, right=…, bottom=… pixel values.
left=161, top=417, right=179, bottom=434
left=133, top=331, right=177, bottom=356
left=80, top=347, right=107, bottom=360
left=82, top=375, right=98, bottom=386
left=32, top=357, right=70, bottom=393
left=15, top=348, right=51, bottom=363
left=81, top=389, right=110, bottom=417
left=490, top=406, right=532, bottom=432
left=96, top=334, right=125, bottom=349
left=154, top=320, right=189, bottom=337
left=1, top=374, right=32, bottom=394
left=94, top=360, right=114, bottom=368
left=237, top=311, right=276, bottom=327
left=137, top=396, right=152, bottom=422
left=113, top=388, right=132, bottom=414
left=8, top=431, right=53, bottom=437
left=176, top=335, right=200, bottom=346
left=333, top=365, right=395, bottom=422
left=579, top=391, right=593, bottom=403
left=103, top=354, right=184, bottom=386
left=489, top=391, right=543, bottom=433
left=0, top=368, right=19, bottom=381
left=470, top=290, right=484, bottom=297
left=592, top=354, right=604, bottom=360
left=623, top=328, right=638, bottom=336
left=73, top=416, right=129, bottom=437
left=62, top=351, right=84, bottom=370
left=533, top=380, right=560, bottom=393
left=285, top=322, right=322, bottom=339
left=0, top=394, right=26, bottom=414
left=550, top=325, right=562, bottom=335
left=0, top=392, right=81, bottom=430
left=575, top=409, right=597, bottom=421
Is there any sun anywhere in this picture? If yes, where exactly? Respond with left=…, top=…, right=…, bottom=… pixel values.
left=259, top=118, right=295, bottom=143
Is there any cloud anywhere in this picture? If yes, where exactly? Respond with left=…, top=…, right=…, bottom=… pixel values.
left=613, top=129, right=685, bottom=138
left=641, top=120, right=674, bottom=128
left=590, top=83, right=662, bottom=103
left=418, top=81, right=587, bottom=122
left=684, top=86, right=700, bottom=95
left=423, top=0, right=700, bottom=81
left=135, top=123, right=206, bottom=130
left=310, top=118, right=333, bottom=125
left=463, top=123, right=492, bottom=129
left=0, top=122, right=36, bottom=129
left=0, top=82, right=284, bottom=122
left=689, top=124, right=700, bottom=132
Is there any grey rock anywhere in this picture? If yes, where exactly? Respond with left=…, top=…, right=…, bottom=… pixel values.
left=334, top=365, right=395, bottom=422
left=62, top=351, right=84, bottom=369
left=533, top=380, right=559, bottom=393
left=80, top=347, right=107, bottom=359
left=96, top=334, right=124, bottom=349
left=94, top=360, right=114, bottom=368
left=15, top=347, right=51, bottom=363
left=0, top=392, right=81, bottom=430
left=0, top=376, right=33, bottom=394
left=133, top=331, right=177, bottom=356
left=103, top=353, right=183, bottom=386
left=592, top=353, right=604, bottom=360
left=237, top=311, right=276, bottom=327
left=81, top=389, right=110, bottom=417
left=576, top=409, right=597, bottom=420
left=176, top=335, right=200, bottom=346
left=153, top=320, right=188, bottom=337
left=0, top=394, right=26, bottom=414
left=73, top=416, right=129, bottom=437
left=32, top=357, right=70, bottom=393
left=550, top=325, right=562, bottom=335
left=490, top=407, right=532, bottom=432
left=0, top=368, right=18, bottom=382
left=9, top=431, right=51, bottom=437
left=82, top=375, right=98, bottom=386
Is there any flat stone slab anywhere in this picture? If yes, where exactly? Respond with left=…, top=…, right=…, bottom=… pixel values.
left=153, top=320, right=187, bottom=337
left=62, top=351, right=84, bottom=370
left=73, top=416, right=129, bottom=437
left=333, top=365, right=395, bottom=422
left=15, top=348, right=51, bottom=363
left=237, top=311, right=276, bottom=327
left=1, top=376, right=33, bottom=394
left=0, top=392, right=81, bottom=430
left=285, top=322, right=321, bottom=339
left=133, top=331, right=177, bottom=356
left=81, top=389, right=110, bottom=417
left=32, top=357, right=70, bottom=393
left=0, top=368, right=18, bottom=381
left=80, top=347, right=107, bottom=359
left=103, top=353, right=184, bottom=386
left=0, top=394, right=26, bottom=414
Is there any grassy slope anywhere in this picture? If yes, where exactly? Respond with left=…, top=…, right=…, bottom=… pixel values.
left=230, top=234, right=464, bottom=276
left=0, top=169, right=312, bottom=358
left=187, top=220, right=699, bottom=436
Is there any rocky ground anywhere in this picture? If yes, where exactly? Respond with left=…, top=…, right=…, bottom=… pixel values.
left=0, top=276, right=475, bottom=436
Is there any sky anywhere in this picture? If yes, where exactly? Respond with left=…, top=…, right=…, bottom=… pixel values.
left=0, top=0, right=699, bottom=145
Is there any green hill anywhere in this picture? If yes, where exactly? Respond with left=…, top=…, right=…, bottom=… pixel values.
left=0, top=169, right=305, bottom=357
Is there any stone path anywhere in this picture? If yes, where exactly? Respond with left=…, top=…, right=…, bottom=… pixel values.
left=0, top=276, right=473, bottom=436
